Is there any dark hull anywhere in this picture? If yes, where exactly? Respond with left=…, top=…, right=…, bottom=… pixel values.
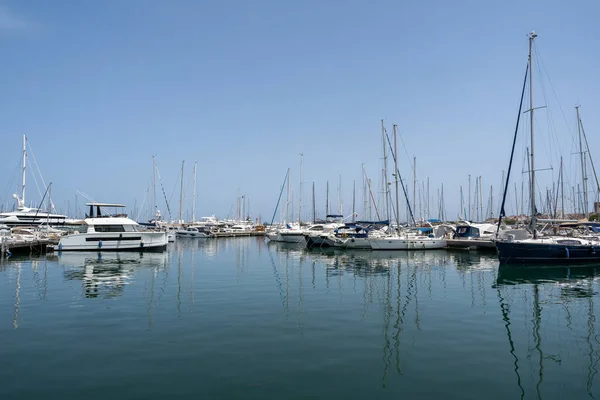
left=305, top=236, right=333, bottom=248
left=496, top=240, right=600, bottom=265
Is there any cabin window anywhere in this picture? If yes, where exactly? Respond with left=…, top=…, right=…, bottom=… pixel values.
left=94, top=225, right=126, bottom=233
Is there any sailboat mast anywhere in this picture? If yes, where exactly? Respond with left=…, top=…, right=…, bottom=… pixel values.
left=286, top=170, right=291, bottom=223
left=460, top=186, right=464, bottom=218
left=529, top=31, right=538, bottom=237
left=393, top=124, right=400, bottom=231
left=362, top=164, right=367, bottom=219
left=352, top=180, right=356, bottom=222
left=325, top=180, right=329, bottom=216
left=468, top=175, right=471, bottom=221
left=299, top=153, right=303, bottom=224
left=338, top=174, right=342, bottom=215
left=179, top=160, right=185, bottom=223
left=413, top=156, right=417, bottom=223
left=312, top=182, right=316, bottom=223
left=576, top=105, right=588, bottom=218
left=152, top=155, right=157, bottom=219
left=21, top=135, right=26, bottom=208
left=560, top=157, right=565, bottom=218
left=382, top=120, right=390, bottom=223
left=192, top=161, right=197, bottom=223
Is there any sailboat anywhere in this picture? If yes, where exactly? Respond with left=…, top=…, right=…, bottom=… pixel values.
left=369, top=124, right=447, bottom=250
left=495, top=32, right=600, bottom=265
left=0, top=135, right=69, bottom=227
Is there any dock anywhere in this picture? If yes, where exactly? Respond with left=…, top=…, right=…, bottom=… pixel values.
left=1, top=237, right=59, bottom=258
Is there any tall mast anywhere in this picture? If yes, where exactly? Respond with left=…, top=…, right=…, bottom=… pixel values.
left=179, top=160, right=185, bottom=223
left=460, top=185, right=464, bottom=219
left=576, top=105, right=588, bottom=219
left=286, top=170, right=291, bottom=223
left=479, top=176, right=484, bottom=221
left=393, top=124, right=400, bottom=231
left=152, top=155, right=157, bottom=219
left=362, top=164, right=367, bottom=219
left=312, top=182, right=316, bottom=223
left=325, top=180, right=329, bottom=216
left=338, top=174, right=342, bottom=215
left=413, top=156, right=417, bottom=223
left=352, top=180, right=356, bottom=222
left=529, top=31, right=538, bottom=237
left=20, top=135, right=26, bottom=209
left=192, top=161, right=197, bottom=223
left=468, top=175, right=471, bottom=221
left=426, top=177, right=430, bottom=219
left=560, top=157, right=565, bottom=218
left=299, top=153, right=303, bottom=224
left=382, top=120, right=390, bottom=222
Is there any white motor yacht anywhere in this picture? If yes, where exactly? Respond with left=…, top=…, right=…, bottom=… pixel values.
left=58, top=203, right=168, bottom=252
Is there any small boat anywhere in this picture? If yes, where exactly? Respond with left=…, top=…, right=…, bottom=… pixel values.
left=176, top=227, right=212, bottom=238
left=57, top=203, right=168, bottom=252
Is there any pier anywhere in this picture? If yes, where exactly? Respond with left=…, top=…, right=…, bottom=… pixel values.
left=0, top=237, right=58, bottom=259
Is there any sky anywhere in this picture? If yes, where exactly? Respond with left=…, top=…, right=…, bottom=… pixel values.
left=1, top=0, right=599, bottom=222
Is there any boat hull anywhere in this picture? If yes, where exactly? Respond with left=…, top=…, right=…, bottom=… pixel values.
left=58, top=231, right=168, bottom=252
left=176, top=231, right=211, bottom=238
left=341, top=237, right=372, bottom=249
left=278, top=232, right=306, bottom=244
left=496, top=240, right=600, bottom=265
left=370, top=237, right=447, bottom=250
left=305, top=235, right=334, bottom=248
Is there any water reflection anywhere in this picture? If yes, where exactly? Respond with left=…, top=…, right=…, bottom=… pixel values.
left=495, top=265, right=600, bottom=399
left=58, top=252, right=168, bottom=299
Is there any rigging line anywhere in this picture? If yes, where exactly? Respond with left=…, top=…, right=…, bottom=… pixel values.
left=270, top=169, right=289, bottom=225
left=534, top=44, right=575, bottom=138
left=27, top=158, right=44, bottom=208
left=154, top=161, right=173, bottom=220
left=497, top=63, right=528, bottom=234
left=0, top=160, right=21, bottom=210
left=533, top=44, right=576, bottom=144
left=364, top=169, right=381, bottom=221
left=384, top=130, right=416, bottom=226
left=27, top=141, right=56, bottom=212
left=579, top=117, right=600, bottom=195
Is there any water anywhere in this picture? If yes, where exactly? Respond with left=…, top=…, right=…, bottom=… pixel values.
left=1, top=238, right=599, bottom=400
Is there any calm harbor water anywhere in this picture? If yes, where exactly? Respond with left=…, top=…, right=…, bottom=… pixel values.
left=1, top=238, right=599, bottom=399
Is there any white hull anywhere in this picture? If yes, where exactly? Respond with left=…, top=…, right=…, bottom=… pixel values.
left=266, top=232, right=282, bottom=241
left=58, top=231, right=168, bottom=251
left=176, top=231, right=211, bottom=238
left=341, top=237, right=372, bottom=249
left=167, top=232, right=176, bottom=242
left=278, top=231, right=306, bottom=243
left=0, top=212, right=68, bottom=227
left=370, top=236, right=447, bottom=250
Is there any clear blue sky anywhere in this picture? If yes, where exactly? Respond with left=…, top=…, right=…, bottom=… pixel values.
left=1, top=0, right=599, bottom=222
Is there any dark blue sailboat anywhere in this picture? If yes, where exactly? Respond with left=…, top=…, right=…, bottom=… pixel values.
left=495, top=32, right=600, bottom=265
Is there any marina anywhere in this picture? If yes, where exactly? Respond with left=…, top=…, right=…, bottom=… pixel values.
left=2, top=1, right=600, bottom=398
left=1, top=238, right=599, bottom=399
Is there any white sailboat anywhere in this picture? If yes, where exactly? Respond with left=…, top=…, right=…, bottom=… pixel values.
left=0, top=135, right=69, bottom=227
left=369, top=124, right=447, bottom=250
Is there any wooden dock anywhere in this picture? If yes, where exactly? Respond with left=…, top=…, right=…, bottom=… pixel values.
left=1, top=238, right=59, bottom=258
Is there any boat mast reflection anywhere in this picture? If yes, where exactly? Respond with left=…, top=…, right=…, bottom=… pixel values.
left=496, top=265, right=600, bottom=399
